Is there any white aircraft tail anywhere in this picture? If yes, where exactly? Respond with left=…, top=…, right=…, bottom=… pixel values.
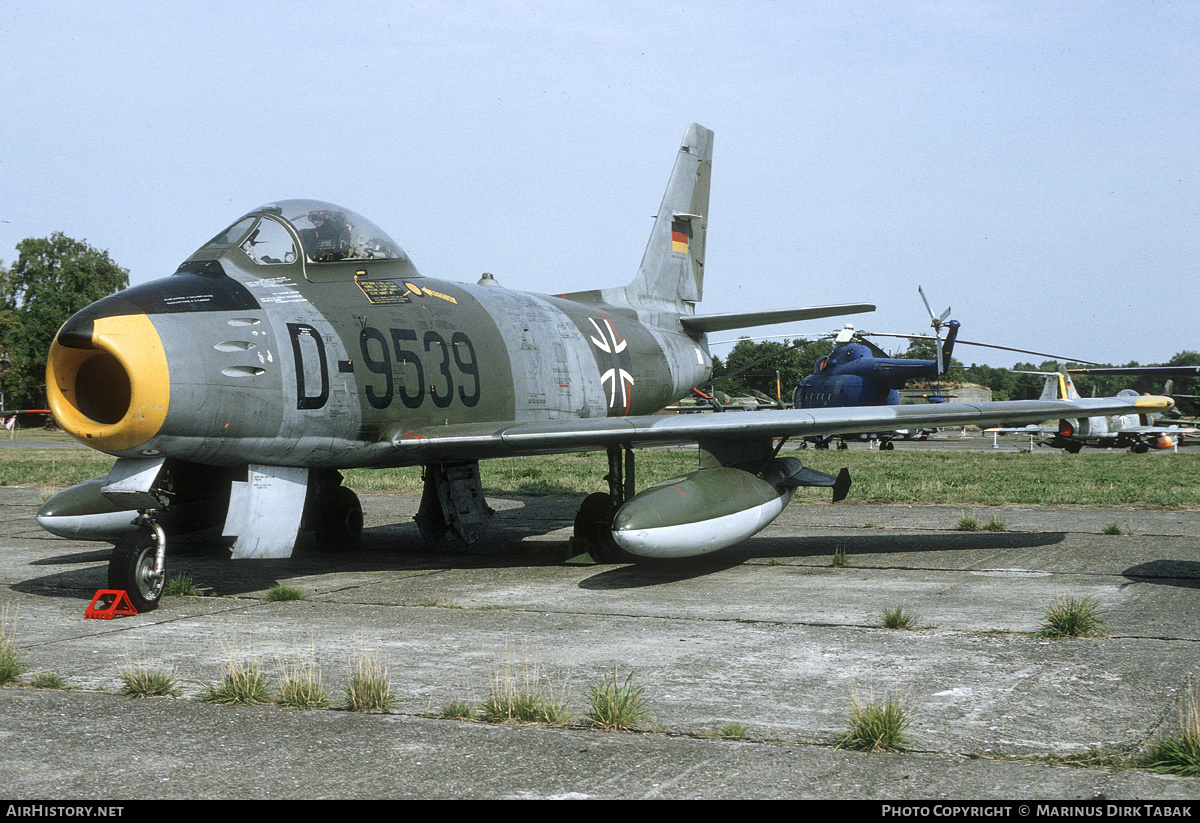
left=1039, top=371, right=1081, bottom=401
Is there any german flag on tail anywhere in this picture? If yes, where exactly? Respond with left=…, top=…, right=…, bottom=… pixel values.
left=671, top=218, right=691, bottom=254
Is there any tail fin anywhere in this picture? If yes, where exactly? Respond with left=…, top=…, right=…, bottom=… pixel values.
left=1040, top=371, right=1081, bottom=401
left=622, top=123, right=713, bottom=310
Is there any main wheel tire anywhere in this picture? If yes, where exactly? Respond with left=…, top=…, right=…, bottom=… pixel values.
left=108, top=531, right=164, bottom=613
left=314, top=486, right=363, bottom=549
left=574, top=492, right=631, bottom=563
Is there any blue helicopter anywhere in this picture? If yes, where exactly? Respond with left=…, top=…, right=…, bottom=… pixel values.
left=795, top=320, right=961, bottom=410
left=792, top=289, right=1090, bottom=449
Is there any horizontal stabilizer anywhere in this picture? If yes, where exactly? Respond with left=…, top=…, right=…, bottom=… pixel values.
left=680, top=303, right=875, bottom=334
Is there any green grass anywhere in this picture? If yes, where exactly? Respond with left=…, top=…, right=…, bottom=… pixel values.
left=831, top=546, right=850, bottom=567
left=0, top=609, right=23, bottom=685
left=1143, top=735, right=1200, bottom=777
left=1102, top=523, right=1125, bottom=535
left=0, top=449, right=115, bottom=489
left=1034, top=595, right=1106, bottom=639
left=585, top=667, right=653, bottom=731
left=163, top=574, right=201, bottom=597
left=956, top=516, right=980, bottom=531
left=480, top=688, right=569, bottom=724
left=275, top=650, right=329, bottom=710
left=440, top=699, right=476, bottom=720
left=198, top=656, right=272, bottom=705
left=11, top=446, right=1199, bottom=508
left=719, top=722, right=748, bottom=739
left=834, top=686, right=915, bottom=752
left=117, top=661, right=180, bottom=698
left=1143, top=678, right=1200, bottom=777
left=983, top=516, right=1007, bottom=532
left=881, top=606, right=920, bottom=630
left=480, top=656, right=570, bottom=725
left=344, top=649, right=396, bottom=713
left=30, top=672, right=67, bottom=689
left=360, top=449, right=1200, bottom=507
left=264, top=585, right=306, bottom=602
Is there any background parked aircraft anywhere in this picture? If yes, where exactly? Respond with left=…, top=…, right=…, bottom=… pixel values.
left=990, top=371, right=1189, bottom=453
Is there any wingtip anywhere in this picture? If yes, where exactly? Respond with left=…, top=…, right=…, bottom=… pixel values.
left=1135, top=396, right=1176, bottom=411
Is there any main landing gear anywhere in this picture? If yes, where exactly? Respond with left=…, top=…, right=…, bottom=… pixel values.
left=573, top=446, right=636, bottom=563
left=312, top=484, right=364, bottom=547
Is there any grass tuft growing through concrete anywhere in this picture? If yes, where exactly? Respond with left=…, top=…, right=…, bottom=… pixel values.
left=344, top=647, right=396, bottom=713
left=1143, top=678, right=1200, bottom=777
left=585, top=667, right=653, bottom=731
left=199, top=654, right=272, bottom=705
left=31, top=672, right=67, bottom=689
left=480, top=654, right=570, bottom=725
left=275, top=649, right=329, bottom=710
left=880, top=606, right=920, bottom=630
left=1034, top=595, right=1106, bottom=639
left=163, top=574, right=201, bottom=597
left=117, top=660, right=180, bottom=698
left=265, top=585, right=306, bottom=602
left=834, top=685, right=914, bottom=752
left=0, top=608, right=23, bottom=685
left=719, top=722, right=748, bottom=739
left=440, top=699, right=475, bottom=720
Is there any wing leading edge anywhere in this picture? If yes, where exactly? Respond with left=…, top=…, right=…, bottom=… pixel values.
left=388, top=395, right=1174, bottom=463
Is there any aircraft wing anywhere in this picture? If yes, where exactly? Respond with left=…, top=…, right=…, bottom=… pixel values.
left=1067, top=366, right=1200, bottom=377
left=389, top=396, right=1173, bottom=463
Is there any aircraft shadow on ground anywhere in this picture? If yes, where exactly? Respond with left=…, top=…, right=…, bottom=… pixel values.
left=578, top=531, right=1071, bottom=590
left=1123, top=560, right=1200, bottom=589
left=15, top=519, right=1081, bottom=601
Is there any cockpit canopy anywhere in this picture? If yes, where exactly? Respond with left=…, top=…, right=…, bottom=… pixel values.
left=190, top=199, right=408, bottom=267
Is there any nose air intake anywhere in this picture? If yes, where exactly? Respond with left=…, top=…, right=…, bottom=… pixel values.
left=46, top=312, right=170, bottom=452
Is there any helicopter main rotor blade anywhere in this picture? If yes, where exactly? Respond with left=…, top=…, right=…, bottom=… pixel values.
left=860, top=332, right=1103, bottom=366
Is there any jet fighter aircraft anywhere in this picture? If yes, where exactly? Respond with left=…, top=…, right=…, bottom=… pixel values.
left=36, top=123, right=1173, bottom=610
left=989, top=371, right=1189, bottom=453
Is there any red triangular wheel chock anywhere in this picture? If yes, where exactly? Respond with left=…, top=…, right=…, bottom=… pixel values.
left=84, top=590, right=138, bottom=619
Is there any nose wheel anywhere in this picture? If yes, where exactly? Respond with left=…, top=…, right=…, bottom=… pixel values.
left=108, top=521, right=166, bottom=612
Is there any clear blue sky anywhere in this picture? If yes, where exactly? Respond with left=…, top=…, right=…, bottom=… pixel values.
left=2, top=1, right=1196, bottom=369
